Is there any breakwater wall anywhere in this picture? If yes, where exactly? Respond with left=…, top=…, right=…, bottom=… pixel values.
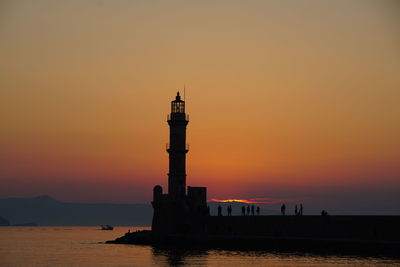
left=206, top=215, right=400, bottom=241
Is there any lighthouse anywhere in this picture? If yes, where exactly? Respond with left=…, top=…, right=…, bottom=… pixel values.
left=151, top=92, right=207, bottom=234
left=167, top=92, right=189, bottom=198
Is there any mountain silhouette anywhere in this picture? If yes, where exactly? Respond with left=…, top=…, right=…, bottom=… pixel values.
left=0, top=195, right=152, bottom=226
left=0, top=196, right=281, bottom=226
left=0, top=215, right=10, bottom=226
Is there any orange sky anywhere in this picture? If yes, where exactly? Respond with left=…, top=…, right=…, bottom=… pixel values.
left=0, top=1, right=399, bottom=213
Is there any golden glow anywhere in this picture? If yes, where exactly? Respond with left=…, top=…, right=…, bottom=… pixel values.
left=210, top=198, right=309, bottom=204
left=210, top=199, right=259, bottom=204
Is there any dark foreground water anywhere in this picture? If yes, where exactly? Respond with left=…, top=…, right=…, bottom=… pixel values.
left=1, top=226, right=399, bottom=266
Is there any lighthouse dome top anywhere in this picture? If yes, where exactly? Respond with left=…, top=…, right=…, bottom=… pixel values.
left=174, top=91, right=183, bottom=102
left=171, top=91, right=185, bottom=113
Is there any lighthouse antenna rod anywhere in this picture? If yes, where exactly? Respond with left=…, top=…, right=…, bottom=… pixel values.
left=184, top=83, right=186, bottom=102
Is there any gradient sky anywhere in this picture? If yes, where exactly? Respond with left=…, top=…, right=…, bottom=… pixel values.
left=1, top=0, right=399, bottom=214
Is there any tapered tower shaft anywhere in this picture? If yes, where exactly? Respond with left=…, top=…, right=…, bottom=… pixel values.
left=167, top=92, right=189, bottom=198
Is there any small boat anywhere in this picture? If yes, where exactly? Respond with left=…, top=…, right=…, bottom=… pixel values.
left=100, top=225, right=114, bottom=230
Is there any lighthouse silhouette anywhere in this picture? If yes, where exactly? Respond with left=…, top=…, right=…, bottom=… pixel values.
left=152, top=92, right=208, bottom=234
left=167, top=91, right=189, bottom=198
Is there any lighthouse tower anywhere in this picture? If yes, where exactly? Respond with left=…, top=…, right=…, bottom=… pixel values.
left=151, top=92, right=207, bottom=234
left=167, top=92, right=189, bottom=198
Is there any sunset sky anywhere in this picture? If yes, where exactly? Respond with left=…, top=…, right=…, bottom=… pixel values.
left=1, top=0, right=399, bottom=214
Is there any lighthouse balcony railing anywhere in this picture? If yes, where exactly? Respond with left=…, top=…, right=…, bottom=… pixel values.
left=167, top=114, right=189, bottom=121
left=166, top=143, right=189, bottom=151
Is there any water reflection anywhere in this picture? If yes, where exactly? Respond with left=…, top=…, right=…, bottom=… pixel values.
left=2, top=227, right=399, bottom=266
left=150, top=246, right=400, bottom=267
left=151, top=247, right=208, bottom=267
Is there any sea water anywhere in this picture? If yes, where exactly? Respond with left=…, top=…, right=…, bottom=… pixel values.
left=0, top=226, right=399, bottom=266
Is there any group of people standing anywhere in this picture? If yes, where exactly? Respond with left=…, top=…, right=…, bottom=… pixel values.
left=280, top=203, right=304, bottom=216
left=215, top=203, right=332, bottom=217
left=217, top=205, right=261, bottom=216
left=241, top=205, right=260, bottom=216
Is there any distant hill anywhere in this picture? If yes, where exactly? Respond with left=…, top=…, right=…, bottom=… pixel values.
left=0, top=196, right=152, bottom=226
left=0, top=196, right=281, bottom=226
left=0, top=215, right=10, bottom=226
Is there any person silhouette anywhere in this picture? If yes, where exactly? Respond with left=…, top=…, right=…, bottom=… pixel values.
left=251, top=205, right=255, bottom=216
left=247, top=205, right=250, bottom=216
left=300, top=204, right=303, bottom=216
left=295, top=205, right=298, bottom=215
left=218, top=205, right=222, bottom=216
left=227, top=205, right=232, bottom=216
left=281, top=204, right=286, bottom=215
left=241, top=206, right=245, bottom=216
left=256, top=206, right=260, bottom=216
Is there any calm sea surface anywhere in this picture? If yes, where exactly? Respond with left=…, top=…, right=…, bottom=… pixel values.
left=0, top=226, right=399, bottom=266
